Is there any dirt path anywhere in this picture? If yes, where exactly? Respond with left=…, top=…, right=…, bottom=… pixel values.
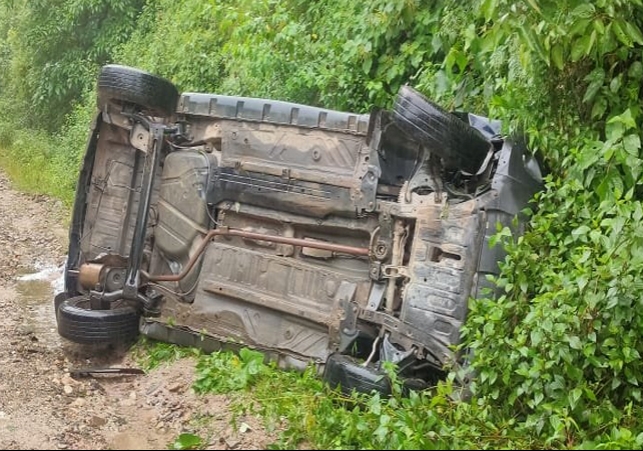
left=0, top=171, right=272, bottom=450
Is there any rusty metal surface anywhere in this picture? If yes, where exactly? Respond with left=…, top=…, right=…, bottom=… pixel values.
left=182, top=118, right=378, bottom=218
left=79, top=120, right=162, bottom=261
left=396, top=200, right=486, bottom=366
left=78, top=263, right=104, bottom=290
left=153, top=150, right=212, bottom=293
left=148, top=227, right=370, bottom=283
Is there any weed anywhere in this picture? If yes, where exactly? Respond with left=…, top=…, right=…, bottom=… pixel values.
left=131, top=336, right=199, bottom=372
left=168, top=433, right=203, bottom=450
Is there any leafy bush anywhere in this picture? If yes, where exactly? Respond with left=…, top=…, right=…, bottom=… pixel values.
left=0, top=0, right=144, bottom=130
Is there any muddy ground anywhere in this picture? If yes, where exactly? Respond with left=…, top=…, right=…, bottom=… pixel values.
left=0, top=171, right=274, bottom=450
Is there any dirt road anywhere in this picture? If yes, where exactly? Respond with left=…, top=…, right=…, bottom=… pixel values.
left=0, top=171, right=271, bottom=450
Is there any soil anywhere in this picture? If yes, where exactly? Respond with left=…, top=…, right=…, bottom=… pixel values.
left=0, top=171, right=274, bottom=450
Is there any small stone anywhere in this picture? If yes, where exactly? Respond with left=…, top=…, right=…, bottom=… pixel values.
left=70, top=398, right=86, bottom=407
left=63, top=385, right=73, bottom=395
left=87, top=416, right=107, bottom=428
left=57, top=444, right=68, bottom=449
left=225, top=439, right=240, bottom=449
left=239, top=422, right=251, bottom=433
left=17, top=324, right=35, bottom=336
left=167, top=382, right=183, bottom=393
left=61, top=375, right=77, bottom=386
left=129, top=391, right=137, bottom=400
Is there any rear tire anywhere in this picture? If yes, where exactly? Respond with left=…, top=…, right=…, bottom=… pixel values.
left=392, top=86, right=491, bottom=174
left=97, top=65, right=179, bottom=117
left=57, top=295, right=140, bottom=345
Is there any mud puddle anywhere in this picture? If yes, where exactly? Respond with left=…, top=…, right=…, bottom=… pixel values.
left=14, top=263, right=64, bottom=348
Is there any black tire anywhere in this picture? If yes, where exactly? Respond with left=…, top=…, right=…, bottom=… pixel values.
left=97, top=65, right=179, bottom=117
left=392, top=85, right=491, bottom=174
left=54, top=292, right=70, bottom=320
left=57, top=295, right=140, bottom=345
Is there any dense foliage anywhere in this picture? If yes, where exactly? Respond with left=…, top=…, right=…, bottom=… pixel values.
left=2, top=0, right=643, bottom=448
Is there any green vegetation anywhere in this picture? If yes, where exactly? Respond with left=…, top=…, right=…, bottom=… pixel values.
left=169, top=433, right=202, bottom=450
left=131, top=336, right=199, bottom=371
left=2, top=0, right=643, bottom=448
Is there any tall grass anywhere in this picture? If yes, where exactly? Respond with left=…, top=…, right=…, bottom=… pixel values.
left=0, top=93, right=95, bottom=206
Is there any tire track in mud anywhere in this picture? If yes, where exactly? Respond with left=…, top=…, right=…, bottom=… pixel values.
left=0, top=171, right=273, bottom=450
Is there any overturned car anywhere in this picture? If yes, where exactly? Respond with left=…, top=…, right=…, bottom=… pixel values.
left=54, top=65, right=543, bottom=394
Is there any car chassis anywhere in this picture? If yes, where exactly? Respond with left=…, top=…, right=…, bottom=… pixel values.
left=54, top=65, right=543, bottom=394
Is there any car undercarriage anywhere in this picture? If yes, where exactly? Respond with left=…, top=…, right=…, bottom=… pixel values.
left=54, top=65, right=543, bottom=395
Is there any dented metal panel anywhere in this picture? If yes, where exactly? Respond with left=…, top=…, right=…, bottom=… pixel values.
left=397, top=202, right=486, bottom=365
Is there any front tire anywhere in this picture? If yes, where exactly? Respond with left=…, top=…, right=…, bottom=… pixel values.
left=392, top=86, right=491, bottom=174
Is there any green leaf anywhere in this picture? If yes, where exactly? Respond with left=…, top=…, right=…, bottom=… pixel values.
left=611, top=176, right=624, bottom=199
left=569, top=336, right=582, bottom=350
left=623, top=134, right=641, bottom=156
left=572, top=34, right=592, bottom=61
left=531, top=329, right=543, bottom=346
left=551, top=43, right=564, bottom=70
left=591, top=96, right=608, bottom=119
left=534, top=391, right=544, bottom=406
left=624, top=20, right=643, bottom=45
left=587, top=30, right=597, bottom=55
left=590, top=230, right=603, bottom=245
left=628, top=61, right=643, bottom=79
left=613, top=20, right=633, bottom=47
left=572, top=225, right=590, bottom=240
left=608, top=108, right=637, bottom=130
left=549, top=414, right=562, bottom=432
left=171, top=433, right=202, bottom=450
left=517, top=26, right=548, bottom=64
left=568, top=388, right=582, bottom=409
left=584, top=387, right=597, bottom=402
left=445, top=47, right=460, bottom=73
left=572, top=3, right=595, bottom=18
left=362, top=57, right=373, bottom=74
left=610, top=75, right=622, bottom=93
left=480, top=0, right=497, bottom=21
left=594, top=19, right=605, bottom=35
left=583, top=68, right=605, bottom=103
left=570, top=18, right=591, bottom=37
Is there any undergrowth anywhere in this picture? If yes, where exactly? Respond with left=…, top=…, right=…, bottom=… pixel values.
left=131, top=336, right=200, bottom=372
left=157, top=345, right=548, bottom=450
